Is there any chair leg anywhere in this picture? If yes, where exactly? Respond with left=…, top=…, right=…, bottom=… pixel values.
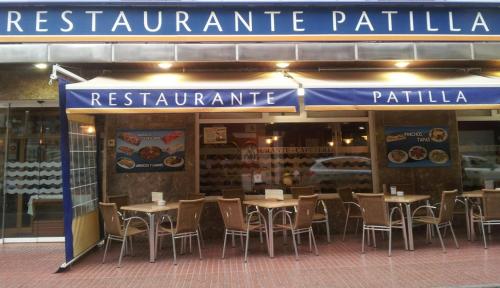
left=311, top=228, right=319, bottom=256
left=189, top=235, right=193, bottom=254
left=388, top=229, right=392, bottom=257
left=361, top=226, right=366, bottom=253
left=129, top=236, right=134, bottom=256
left=231, top=232, right=235, bottom=247
left=258, top=214, right=264, bottom=244
left=118, top=237, right=127, bottom=268
left=402, top=222, right=409, bottom=251
left=102, top=235, right=111, bottom=263
left=222, top=230, right=228, bottom=259
left=198, top=226, right=205, bottom=248
left=448, top=222, right=459, bottom=249
left=481, top=222, right=488, bottom=249
left=291, top=231, right=299, bottom=261
left=240, top=234, right=244, bottom=250
left=172, top=235, right=177, bottom=265
left=342, top=207, right=350, bottom=241
left=244, top=231, right=250, bottom=263
left=309, top=229, right=312, bottom=252
left=435, top=224, right=446, bottom=253
left=297, top=233, right=301, bottom=245
left=355, top=218, right=360, bottom=236
left=325, top=220, right=331, bottom=243
left=197, top=232, right=202, bottom=260
left=372, top=229, right=377, bottom=248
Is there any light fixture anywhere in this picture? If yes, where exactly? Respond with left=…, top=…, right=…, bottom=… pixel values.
left=297, top=87, right=305, bottom=96
left=276, top=62, right=290, bottom=69
left=158, top=62, right=172, bottom=69
left=81, top=125, right=95, bottom=134
left=272, top=135, right=279, bottom=141
left=34, top=63, right=48, bottom=69
left=265, top=138, right=273, bottom=145
left=361, top=135, right=368, bottom=141
left=328, top=141, right=334, bottom=147
left=358, top=126, right=365, bottom=130
left=343, top=138, right=353, bottom=145
left=394, top=61, right=410, bottom=69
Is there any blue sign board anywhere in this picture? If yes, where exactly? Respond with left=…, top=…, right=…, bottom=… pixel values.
left=304, top=87, right=500, bottom=110
left=66, top=88, right=299, bottom=112
left=385, top=126, right=451, bottom=168
left=0, top=5, right=498, bottom=42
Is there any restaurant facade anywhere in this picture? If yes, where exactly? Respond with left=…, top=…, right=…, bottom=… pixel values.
left=0, top=0, right=499, bottom=267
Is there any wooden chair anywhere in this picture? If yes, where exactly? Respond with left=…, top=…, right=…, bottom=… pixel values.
left=218, top=198, right=269, bottom=262
left=184, top=193, right=206, bottom=248
left=290, top=186, right=331, bottom=242
left=412, top=190, right=459, bottom=252
left=473, top=189, right=500, bottom=248
left=274, top=195, right=319, bottom=260
left=99, top=202, right=149, bottom=268
left=356, top=193, right=408, bottom=256
left=155, top=199, right=205, bottom=265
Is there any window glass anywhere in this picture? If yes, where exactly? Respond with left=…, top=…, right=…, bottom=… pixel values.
left=200, top=122, right=372, bottom=195
left=459, top=121, right=500, bottom=191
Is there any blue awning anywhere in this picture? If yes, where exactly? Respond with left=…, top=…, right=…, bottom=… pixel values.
left=291, top=71, right=500, bottom=111
left=65, top=72, right=299, bottom=114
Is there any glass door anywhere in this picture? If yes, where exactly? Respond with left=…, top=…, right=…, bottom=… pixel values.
left=0, top=108, right=7, bottom=241
left=3, top=107, right=63, bottom=239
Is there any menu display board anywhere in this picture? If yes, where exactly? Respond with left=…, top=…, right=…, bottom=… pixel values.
left=385, top=126, right=451, bottom=168
left=203, top=127, right=227, bottom=144
left=116, top=129, right=185, bottom=173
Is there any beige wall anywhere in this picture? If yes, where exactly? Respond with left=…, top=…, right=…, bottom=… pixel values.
left=374, top=110, right=462, bottom=202
left=104, top=113, right=196, bottom=204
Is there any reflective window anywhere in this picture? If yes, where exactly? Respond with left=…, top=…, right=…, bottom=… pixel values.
left=200, top=122, right=372, bottom=195
left=459, top=121, right=500, bottom=191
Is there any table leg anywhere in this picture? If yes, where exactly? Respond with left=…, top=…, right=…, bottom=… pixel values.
left=147, top=213, right=156, bottom=263
left=405, top=203, right=414, bottom=251
left=268, top=208, right=274, bottom=258
left=464, top=197, right=471, bottom=241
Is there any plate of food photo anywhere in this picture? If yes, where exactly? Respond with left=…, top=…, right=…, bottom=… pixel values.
left=429, top=149, right=449, bottom=164
left=117, top=157, right=136, bottom=169
left=164, top=156, right=185, bottom=168
left=388, top=149, right=408, bottom=164
left=408, top=146, right=427, bottom=161
left=429, top=128, right=448, bottom=142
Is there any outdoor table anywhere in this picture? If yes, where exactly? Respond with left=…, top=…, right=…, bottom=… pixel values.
left=460, top=190, right=484, bottom=241
left=243, top=193, right=340, bottom=258
left=121, top=202, right=179, bottom=263
left=383, top=195, right=431, bottom=251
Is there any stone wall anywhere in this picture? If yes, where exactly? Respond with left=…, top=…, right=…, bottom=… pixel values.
left=104, top=113, right=196, bottom=203
left=373, top=110, right=462, bottom=202
left=0, top=69, right=57, bottom=100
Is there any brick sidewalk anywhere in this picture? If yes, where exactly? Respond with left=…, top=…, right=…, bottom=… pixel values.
left=1, top=232, right=500, bottom=288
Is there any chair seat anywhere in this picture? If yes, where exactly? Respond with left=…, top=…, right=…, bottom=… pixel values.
left=413, top=216, right=439, bottom=225
left=123, top=225, right=147, bottom=237
left=313, top=213, right=327, bottom=221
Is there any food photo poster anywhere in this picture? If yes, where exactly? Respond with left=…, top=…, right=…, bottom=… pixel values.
left=115, top=129, right=185, bottom=173
left=385, top=126, right=451, bottom=168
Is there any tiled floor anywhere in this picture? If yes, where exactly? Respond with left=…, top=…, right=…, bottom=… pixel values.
left=1, top=230, right=500, bottom=288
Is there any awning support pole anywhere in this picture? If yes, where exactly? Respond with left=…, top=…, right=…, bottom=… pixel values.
left=49, top=64, right=87, bottom=85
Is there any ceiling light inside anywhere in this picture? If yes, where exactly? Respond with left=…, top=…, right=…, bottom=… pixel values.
left=158, top=62, right=172, bottom=69
left=394, top=61, right=410, bottom=69
left=276, top=62, right=290, bottom=69
left=34, top=63, right=48, bottom=69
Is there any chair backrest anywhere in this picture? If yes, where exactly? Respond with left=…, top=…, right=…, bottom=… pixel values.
left=482, top=189, right=500, bottom=221
left=217, top=198, right=246, bottom=231
left=290, top=186, right=315, bottom=199
left=357, top=193, right=389, bottom=226
left=437, top=189, right=458, bottom=223
left=337, top=186, right=354, bottom=203
left=106, top=194, right=129, bottom=209
left=186, top=193, right=206, bottom=200
left=294, top=195, right=319, bottom=230
left=99, top=202, right=123, bottom=236
left=222, top=187, right=245, bottom=202
left=176, top=199, right=205, bottom=234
